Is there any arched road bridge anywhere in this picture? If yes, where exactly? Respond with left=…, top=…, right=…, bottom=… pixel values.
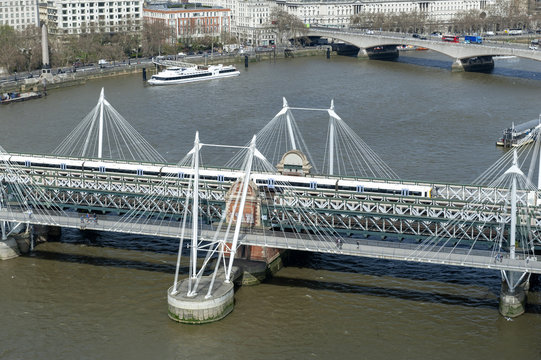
left=307, top=28, right=541, bottom=72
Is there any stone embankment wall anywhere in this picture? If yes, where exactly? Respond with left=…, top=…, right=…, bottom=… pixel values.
left=0, top=48, right=330, bottom=93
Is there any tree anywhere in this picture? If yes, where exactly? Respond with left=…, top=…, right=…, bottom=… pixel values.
left=269, top=8, right=308, bottom=45
left=18, top=26, right=43, bottom=72
left=351, top=11, right=427, bottom=33
left=141, top=19, right=171, bottom=56
left=0, top=25, right=20, bottom=73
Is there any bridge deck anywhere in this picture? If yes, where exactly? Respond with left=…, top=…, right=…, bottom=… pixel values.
left=3, top=209, right=538, bottom=274
left=308, top=28, right=541, bottom=62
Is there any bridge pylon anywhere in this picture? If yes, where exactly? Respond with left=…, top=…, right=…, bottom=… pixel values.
left=167, top=134, right=260, bottom=324
left=499, top=150, right=532, bottom=317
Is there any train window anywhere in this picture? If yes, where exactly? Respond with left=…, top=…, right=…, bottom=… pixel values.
left=25, top=160, right=31, bottom=167
left=60, top=163, right=67, bottom=170
left=137, top=169, right=144, bottom=176
left=217, top=174, right=225, bottom=182
left=99, top=166, right=106, bottom=173
left=319, top=184, right=335, bottom=189
left=401, top=189, right=410, bottom=196
left=267, top=178, right=275, bottom=189
left=309, top=181, right=317, bottom=190
left=290, top=181, right=306, bottom=188
left=356, top=185, right=365, bottom=193
left=178, top=172, right=184, bottom=179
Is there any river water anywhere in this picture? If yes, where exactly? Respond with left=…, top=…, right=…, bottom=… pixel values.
left=1, top=51, right=541, bottom=359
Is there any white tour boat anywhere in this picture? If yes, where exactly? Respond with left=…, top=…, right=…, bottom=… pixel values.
left=147, top=64, right=240, bottom=85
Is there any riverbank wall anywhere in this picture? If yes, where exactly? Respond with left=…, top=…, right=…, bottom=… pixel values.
left=0, top=48, right=330, bottom=94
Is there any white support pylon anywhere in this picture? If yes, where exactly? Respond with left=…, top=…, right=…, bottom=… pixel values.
left=225, top=135, right=257, bottom=282
left=187, top=131, right=201, bottom=297
left=328, top=115, right=335, bottom=176
left=504, top=150, right=523, bottom=260
left=98, top=88, right=104, bottom=159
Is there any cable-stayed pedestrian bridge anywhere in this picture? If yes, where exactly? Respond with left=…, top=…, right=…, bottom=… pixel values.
left=1, top=88, right=539, bottom=321
left=0, top=208, right=537, bottom=275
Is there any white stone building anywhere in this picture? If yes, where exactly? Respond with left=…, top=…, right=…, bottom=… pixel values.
left=197, top=0, right=276, bottom=46
left=276, top=0, right=491, bottom=27
left=45, top=0, right=143, bottom=34
left=0, top=0, right=40, bottom=30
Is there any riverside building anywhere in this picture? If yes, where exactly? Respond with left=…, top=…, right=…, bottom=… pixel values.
left=44, top=0, right=143, bottom=34
left=276, top=0, right=492, bottom=26
left=143, top=2, right=232, bottom=43
left=0, top=0, right=40, bottom=30
left=195, top=0, right=276, bottom=46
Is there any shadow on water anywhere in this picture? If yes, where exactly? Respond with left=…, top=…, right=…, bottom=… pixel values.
left=28, top=244, right=541, bottom=314
left=391, top=53, right=541, bottom=80
left=286, top=251, right=501, bottom=290
left=395, top=55, right=452, bottom=69
left=28, top=249, right=184, bottom=274
left=60, top=228, right=180, bottom=254
left=491, top=67, right=541, bottom=80
left=268, top=275, right=498, bottom=310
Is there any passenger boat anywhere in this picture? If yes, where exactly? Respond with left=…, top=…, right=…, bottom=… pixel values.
left=147, top=64, right=240, bottom=85
left=1, top=91, right=44, bottom=104
left=496, top=117, right=541, bottom=147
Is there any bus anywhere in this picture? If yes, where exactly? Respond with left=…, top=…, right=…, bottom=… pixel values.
left=442, top=35, right=459, bottom=43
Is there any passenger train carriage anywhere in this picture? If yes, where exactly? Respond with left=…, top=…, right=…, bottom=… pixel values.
left=0, top=153, right=433, bottom=198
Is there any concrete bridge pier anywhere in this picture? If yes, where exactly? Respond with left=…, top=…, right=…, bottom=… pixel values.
left=167, top=267, right=241, bottom=324
left=357, top=48, right=369, bottom=59
left=0, top=237, right=20, bottom=260
left=167, top=278, right=235, bottom=324
left=452, top=56, right=494, bottom=73
left=33, top=225, right=61, bottom=243
left=357, top=46, right=398, bottom=61
left=233, top=245, right=289, bottom=285
left=499, top=270, right=530, bottom=318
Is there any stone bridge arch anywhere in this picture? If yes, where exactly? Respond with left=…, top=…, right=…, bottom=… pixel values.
left=304, top=28, right=541, bottom=72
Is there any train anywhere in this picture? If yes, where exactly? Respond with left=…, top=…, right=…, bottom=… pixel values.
left=0, top=153, right=433, bottom=198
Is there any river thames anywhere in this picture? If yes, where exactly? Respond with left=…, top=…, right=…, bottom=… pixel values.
left=1, top=51, right=541, bottom=359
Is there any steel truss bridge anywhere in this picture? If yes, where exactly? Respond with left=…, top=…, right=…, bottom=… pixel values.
left=1, top=151, right=540, bottom=275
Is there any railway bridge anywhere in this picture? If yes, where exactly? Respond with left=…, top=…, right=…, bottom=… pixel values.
left=306, top=28, right=541, bottom=72
left=1, top=89, right=540, bottom=322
